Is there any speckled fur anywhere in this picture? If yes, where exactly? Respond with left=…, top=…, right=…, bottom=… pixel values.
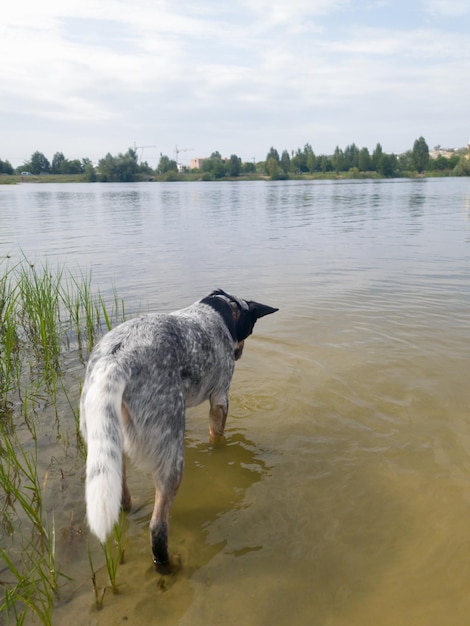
left=80, top=289, right=277, bottom=570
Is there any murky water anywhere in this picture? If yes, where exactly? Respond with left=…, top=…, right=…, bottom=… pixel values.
left=1, top=178, right=470, bottom=625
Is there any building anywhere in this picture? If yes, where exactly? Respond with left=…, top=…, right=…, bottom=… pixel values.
left=189, top=158, right=206, bottom=170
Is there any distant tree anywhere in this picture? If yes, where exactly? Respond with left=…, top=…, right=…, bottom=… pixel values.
left=98, top=148, right=138, bottom=182
left=358, top=147, right=371, bottom=172
left=344, top=143, right=359, bottom=170
left=305, top=145, right=316, bottom=173
left=291, top=145, right=312, bottom=173
left=82, top=157, right=93, bottom=169
left=157, top=153, right=177, bottom=174
left=118, top=148, right=139, bottom=181
left=266, top=157, right=285, bottom=180
left=28, top=151, right=50, bottom=175
left=454, top=154, right=470, bottom=176
left=202, top=152, right=227, bottom=178
left=241, top=160, right=256, bottom=174
left=83, top=161, right=97, bottom=182
left=398, top=150, right=413, bottom=173
left=266, top=147, right=280, bottom=162
left=98, top=153, right=116, bottom=181
left=51, top=153, right=84, bottom=175
left=432, top=155, right=450, bottom=171
left=64, top=159, right=84, bottom=174
left=319, top=155, right=329, bottom=173
left=138, top=160, right=154, bottom=176
left=265, top=147, right=280, bottom=174
left=291, top=148, right=304, bottom=173
left=448, top=154, right=460, bottom=169
left=0, top=158, right=14, bottom=174
left=380, top=153, right=398, bottom=177
left=280, top=149, right=291, bottom=175
left=51, top=152, right=65, bottom=174
left=371, top=143, right=383, bottom=173
left=332, top=146, right=345, bottom=174
left=227, top=154, right=242, bottom=177
left=412, top=136, right=430, bottom=174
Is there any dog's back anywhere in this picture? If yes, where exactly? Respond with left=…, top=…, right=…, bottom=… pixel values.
left=85, top=303, right=236, bottom=413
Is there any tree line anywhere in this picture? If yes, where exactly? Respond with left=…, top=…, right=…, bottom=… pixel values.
left=1, top=137, right=469, bottom=182
left=264, top=137, right=469, bottom=179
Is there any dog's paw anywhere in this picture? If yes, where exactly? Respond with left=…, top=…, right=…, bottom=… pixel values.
left=209, top=430, right=227, bottom=446
left=154, top=553, right=181, bottom=576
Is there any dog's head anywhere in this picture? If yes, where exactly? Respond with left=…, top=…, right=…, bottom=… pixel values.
left=201, top=289, right=278, bottom=360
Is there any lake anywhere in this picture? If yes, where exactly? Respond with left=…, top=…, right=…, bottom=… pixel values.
left=1, top=178, right=470, bottom=625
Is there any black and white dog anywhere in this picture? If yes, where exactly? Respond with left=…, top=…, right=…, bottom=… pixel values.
left=80, top=289, right=277, bottom=572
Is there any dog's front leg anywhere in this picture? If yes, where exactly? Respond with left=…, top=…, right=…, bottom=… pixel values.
left=209, top=395, right=228, bottom=441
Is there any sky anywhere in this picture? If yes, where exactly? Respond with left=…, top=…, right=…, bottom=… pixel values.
left=1, top=0, right=469, bottom=168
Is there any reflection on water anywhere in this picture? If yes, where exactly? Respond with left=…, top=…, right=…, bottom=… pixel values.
left=1, top=178, right=470, bottom=624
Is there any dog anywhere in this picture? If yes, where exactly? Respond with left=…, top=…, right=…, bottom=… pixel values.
left=80, top=289, right=278, bottom=572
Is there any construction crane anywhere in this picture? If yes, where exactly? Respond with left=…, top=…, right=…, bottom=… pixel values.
left=133, top=143, right=157, bottom=162
left=174, top=145, right=194, bottom=167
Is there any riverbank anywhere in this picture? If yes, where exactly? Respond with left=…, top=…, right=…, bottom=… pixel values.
left=0, top=169, right=462, bottom=185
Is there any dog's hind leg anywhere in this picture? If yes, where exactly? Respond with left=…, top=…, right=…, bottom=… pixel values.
left=150, top=483, right=179, bottom=573
left=149, top=417, right=185, bottom=573
left=150, top=463, right=184, bottom=573
left=120, top=402, right=133, bottom=512
left=121, top=456, right=132, bottom=512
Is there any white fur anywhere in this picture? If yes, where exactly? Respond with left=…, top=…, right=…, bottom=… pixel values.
left=80, top=360, right=127, bottom=543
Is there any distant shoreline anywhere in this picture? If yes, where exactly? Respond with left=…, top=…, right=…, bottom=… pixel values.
left=0, top=170, right=460, bottom=185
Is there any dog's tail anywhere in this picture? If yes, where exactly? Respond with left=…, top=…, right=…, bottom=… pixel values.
left=80, top=359, right=128, bottom=543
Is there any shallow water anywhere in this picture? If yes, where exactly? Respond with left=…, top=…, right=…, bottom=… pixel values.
left=1, top=178, right=470, bottom=625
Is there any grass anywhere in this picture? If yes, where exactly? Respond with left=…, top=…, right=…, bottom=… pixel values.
left=86, top=511, right=127, bottom=610
left=0, top=258, right=128, bottom=624
left=19, top=263, right=63, bottom=387
left=0, top=427, right=67, bottom=625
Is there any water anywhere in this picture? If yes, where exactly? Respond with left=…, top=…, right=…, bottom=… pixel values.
left=1, top=178, right=470, bottom=625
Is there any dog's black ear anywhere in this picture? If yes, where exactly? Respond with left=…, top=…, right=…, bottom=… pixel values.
left=235, top=300, right=278, bottom=341
left=248, top=301, right=279, bottom=319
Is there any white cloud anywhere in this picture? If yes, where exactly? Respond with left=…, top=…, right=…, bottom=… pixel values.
left=1, top=0, right=469, bottom=165
left=330, top=26, right=469, bottom=59
left=425, top=0, right=470, bottom=16
left=241, top=0, right=349, bottom=22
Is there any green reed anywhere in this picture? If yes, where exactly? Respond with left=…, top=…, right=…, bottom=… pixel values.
left=102, top=513, right=126, bottom=595
left=0, top=258, right=129, bottom=623
left=62, top=270, right=100, bottom=353
left=87, top=543, right=107, bottom=609
left=18, top=263, right=63, bottom=384
left=85, top=514, right=126, bottom=610
left=61, top=272, right=126, bottom=353
left=0, top=426, right=65, bottom=625
left=0, top=267, right=20, bottom=405
left=0, top=258, right=126, bottom=404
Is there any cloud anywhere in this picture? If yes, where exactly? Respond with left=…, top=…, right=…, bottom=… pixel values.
left=425, top=0, right=470, bottom=16
left=241, top=0, right=350, bottom=26
left=1, top=0, right=469, bottom=164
